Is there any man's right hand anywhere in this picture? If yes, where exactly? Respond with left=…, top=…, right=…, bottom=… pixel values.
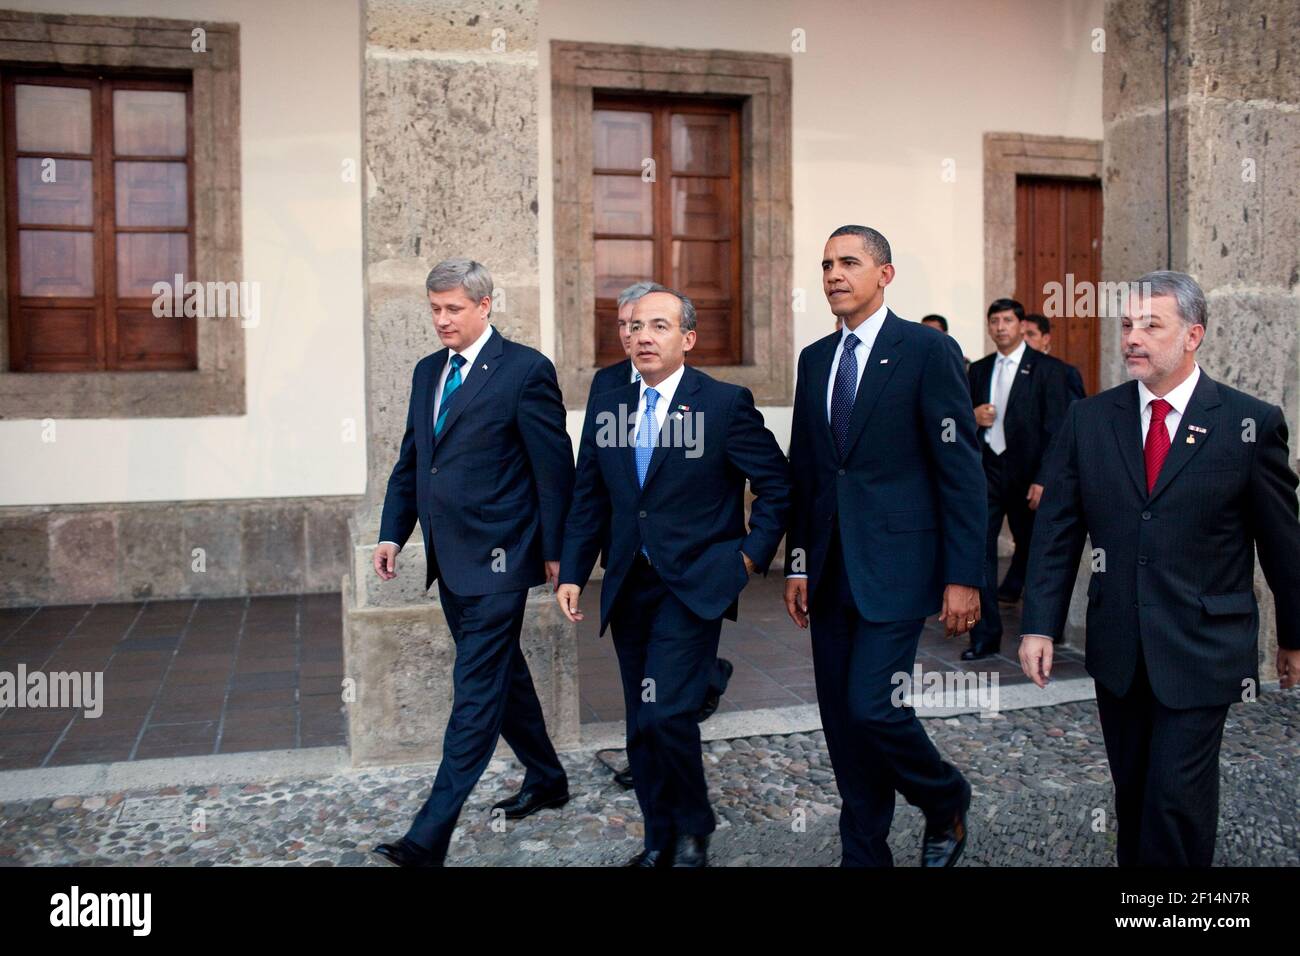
left=784, top=577, right=809, bottom=629
left=974, top=403, right=997, bottom=427
left=1018, top=634, right=1055, bottom=688
left=556, top=583, right=584, bottom=623
left=374, top=543, right=399, bottom=581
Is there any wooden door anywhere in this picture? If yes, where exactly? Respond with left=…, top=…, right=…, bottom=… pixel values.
left=1015, top=176, right=1102, bottom=395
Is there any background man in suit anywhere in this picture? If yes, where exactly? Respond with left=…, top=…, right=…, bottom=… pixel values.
left=784, top=225, right=986, bottom=867
left=558, top=288, right=790, bottom=867
left=1020, top=271, right=1300, bottom=866
left=920, top=313, right=969, bottom=372
left=587, top=282, right=734, bottom=791
left=371, top=258, right=575, bottom=867
left=966, top=299, right=1081, bottom=657
left=1022, top=312, right=1087, bottom=398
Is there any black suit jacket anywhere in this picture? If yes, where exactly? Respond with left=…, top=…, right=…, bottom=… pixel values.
left=1022, top=371, right=1300, bottom=708
left=378, top=328, right=575, bottom=595
left=784, top=312, right=986, bottom=621
left=560, top=364, right=791, bottom=634
left=968, top=345, right=1080, bottom=488
left=585, top=357, right=636, bottom=570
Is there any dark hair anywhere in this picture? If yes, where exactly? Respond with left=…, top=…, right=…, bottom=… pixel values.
left=1023, top=313, right=1050, bottom=335
left=920, top=314, right=949, bottom=332
left=987, top=298, right=1025, bottom=321
left=828, top=224, right=891, bottom=266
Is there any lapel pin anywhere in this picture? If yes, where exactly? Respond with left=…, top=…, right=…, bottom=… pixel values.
left=1188, top=424, right=1207, bottom=433
left=880, top=358, right=889, bottom=364
left=676, top=403, right=690, bottom=412
left=1186, top=434, right=1196, bottom=444
left=481, top=363, right=488, bottom=370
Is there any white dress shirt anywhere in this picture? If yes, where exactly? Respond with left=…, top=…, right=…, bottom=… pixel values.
left=380, top=322, right=496, bottom=552
left=633, top=361, right=686, bottom=444
left=1137, top=363, right=1200, bottom=445
left=984, top=339, right=1027, bottom=454
left=824, top=301, right=889, bottom=421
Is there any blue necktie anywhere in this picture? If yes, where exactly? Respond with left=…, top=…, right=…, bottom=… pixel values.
left=830, top=332, right=860, bottom=459
left=434, top=354, right=466, bottom=438
left=635, top=387, right=659, bottom=558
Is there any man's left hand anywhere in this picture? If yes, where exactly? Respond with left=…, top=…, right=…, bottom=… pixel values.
left=939, top=584, right=981, bottom=637
left=1026, top=483, right=1044, bottom=510
left=545, top=560, right=560, bottom=591
left=742, top=551, right=755, bottom=575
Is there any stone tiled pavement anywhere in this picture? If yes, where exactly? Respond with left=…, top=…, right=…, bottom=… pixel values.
left=2, top=691, right=1294, bottom=867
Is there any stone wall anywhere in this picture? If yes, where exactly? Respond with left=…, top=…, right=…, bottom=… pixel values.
left=0, top=496, right=358, bottom=607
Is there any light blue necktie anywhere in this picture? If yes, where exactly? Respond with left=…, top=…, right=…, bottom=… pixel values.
left=434, top=354, right=466, bottom=438
left=635, top=387, right=659, bottom=558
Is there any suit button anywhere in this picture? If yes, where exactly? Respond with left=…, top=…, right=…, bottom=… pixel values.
left=430, top=467, right=438, bottom=474
left=838, top=468, right=846, bottom=476
left=1141, top=510, right=1151, bottom=520
left=638, top=510, right=647, bottom=518
left=1137, top=556, right=1148, bottom=566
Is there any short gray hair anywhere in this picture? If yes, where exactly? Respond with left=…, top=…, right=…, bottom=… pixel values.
left=616, top=281, right=666, bottom=310
left=425, top=257, right=493, bottom=309
left=829, top=224, right=892, bottom=266
left=635, top=286, right=697, bottom=332
left=1135, top=270, right=1208, bottom=331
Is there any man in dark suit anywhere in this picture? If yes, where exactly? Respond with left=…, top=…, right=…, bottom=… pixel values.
left=965, top=298, right=1081, bottom=658
left=784, top=225, right=986, bottom=867
left=1021, top=312, right=1087, bottom=398
left=371, top=258, right=575, bottom=868
left=587, top=282, right=734, bottom=794
left=559, top=288, right=790, bottom=867
left=1020, top=270, right=1300, bottom=867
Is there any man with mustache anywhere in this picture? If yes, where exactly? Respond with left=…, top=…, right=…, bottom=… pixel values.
left=1020, top=270, right=1300, bottom=866
left=785, top=225, right=986, bottom=866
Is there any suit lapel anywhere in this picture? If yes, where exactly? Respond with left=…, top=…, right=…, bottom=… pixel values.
left=1003, top=349, right=1036, bottom=415
left=637, top=366, right=702, bottom=496
left=1146, top=373, right=1221, bottom=503
left=433, top=328, right=503, bottom=447
left=841, top=310, right=905, bottom=460
left=1109, top=381, right=1148, bottom=499
left=806, top=333, right=839, bottom=458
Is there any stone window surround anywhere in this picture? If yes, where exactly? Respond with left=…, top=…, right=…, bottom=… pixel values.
left=550, top=39, right=793, bottom=408
left=982, top=131, right=1103, bottom=355
left=0, top=10, right=244, bottom=419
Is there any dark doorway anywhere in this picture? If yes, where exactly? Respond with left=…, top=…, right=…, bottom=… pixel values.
left=1014, top=175, right=1103, bottom=395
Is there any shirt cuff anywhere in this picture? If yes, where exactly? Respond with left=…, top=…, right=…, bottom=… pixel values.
left=378, top=540, right=401, bottom=552
left=786, top=573, right=808, bottom=579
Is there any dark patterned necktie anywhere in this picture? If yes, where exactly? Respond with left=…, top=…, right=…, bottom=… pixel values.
left=435, top=354, right=466, bottom=438
left=830, top=332, right=860, bottom=459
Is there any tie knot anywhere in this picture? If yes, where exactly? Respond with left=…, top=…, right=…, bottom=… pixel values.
left=450, top=354, right=466, bottom=370
left=1150, top=397, right=1172, bottom=422
left=644, top=386, right=659, bottom=409
left=843, top=332, right=860, bottom=351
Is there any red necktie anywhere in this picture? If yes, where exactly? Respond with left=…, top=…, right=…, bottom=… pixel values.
left=1144, top=398, right=1173, bottom=494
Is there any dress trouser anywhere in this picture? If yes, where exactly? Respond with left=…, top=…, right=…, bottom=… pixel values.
left=970, top=442, right=1034, bottom=653
left=1094, top=651, right=1230, bottom=867
left=810, top=529, right=968, bottom=866
left=404, top=580, right=567, bottom=860
left=609, top=554, right=722, bottom=852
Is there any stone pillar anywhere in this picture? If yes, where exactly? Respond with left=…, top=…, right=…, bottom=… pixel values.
left=342, top=0, right=578, bottom=767
left=1102, top=0, right=1300, bottom=678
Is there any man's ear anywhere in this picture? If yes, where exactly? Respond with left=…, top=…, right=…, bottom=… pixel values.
left=880, top=263, right=896, bottom=288
left=682, top=329, right=698, bottom=353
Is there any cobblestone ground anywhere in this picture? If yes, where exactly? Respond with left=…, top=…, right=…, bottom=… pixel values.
left=2, top=694, right=1295, bottom=867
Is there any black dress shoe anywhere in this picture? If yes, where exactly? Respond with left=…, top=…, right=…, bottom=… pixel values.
left=671, top=834, right=708, bottom=867
left=613, top=766, right=635, bottom=790
left=961, top=646, right=998, bottom=661
left=922, top=785, right=971, bottom=867
left=373, top=837, right=443, bottom=868
left=491, top=785, right=570, bottom=820
left=623, top=847, right=670, bottom=867
left=697, top=657, right=734, bottom=722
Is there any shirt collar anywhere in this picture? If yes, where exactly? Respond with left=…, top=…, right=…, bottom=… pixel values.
left=840, top=301, right=889, bottom=351
left=451, top=323, right=494, bottom=368
left=998, top=339, right=1028, bottom=366
left=1138, top=363, right=1201, bottom=417
left=639, top=362, right=686, bottom=409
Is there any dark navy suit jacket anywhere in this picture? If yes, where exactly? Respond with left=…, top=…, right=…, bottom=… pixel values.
left=1022, top=372, right=1300, bottom=708
left=560, top=364, right=791, bottom=635
left=967, top=345, right=1083, bottom=488
left=783, top=311, right=987, bottom=621
left=378, top=328, right=575, bottom=595
left=585, top=357, right=636, bottom=570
